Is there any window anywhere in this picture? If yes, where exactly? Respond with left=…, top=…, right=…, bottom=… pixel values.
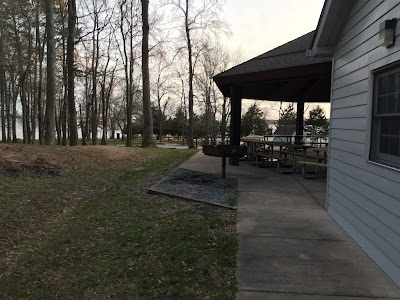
left=370, top=66, right=400, bottom=169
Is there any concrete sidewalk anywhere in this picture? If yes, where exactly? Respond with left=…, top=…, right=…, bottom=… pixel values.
left=179, top=152, right=400, bottom=299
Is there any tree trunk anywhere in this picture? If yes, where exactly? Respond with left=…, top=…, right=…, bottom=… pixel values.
left=82, top=66, right=89, bottom=146
left=10, top=71, right=17, bottom=142
left=79, top=104, right=86, bottom=144
left=221, top=97, right=228, bottom=143
left=0, top=77, right=5, bottom=143
left=61, top=92, right=67, bottom=145
left=125, top=79, right=132, bottom=147
left=12, top=15, right=29, bottom=143
left=37, top=33, right=45, bottom=144
left=14, top=5, right=33, bottom=144
left=6, top=83, right=11, bottom=142
left=44, top=0, right=56, bottom=145
left=31, top=2, right=39, bottom=144
left=0, top=29, right=5, bottom=142
left=91, top=12, right=100, bottom=145
left=55, top=111, right=61, bottom=145
left=100, top=82, right=107, bottom=145
left=67, top=0, right=78, bottom=146
left=61, top=5, right=68, bottom=146
left=100, top=60, right=115, bottom=145
left=157, top=95, right=162, bottom=141
left=141, top=0, right=154, bottom=147
left=110, top=116, right=115, bottom=139
left=204, top=91, right=211, bottom=143
left=185, top=0, right=194, bottom=148
left=120, top=0, right=132, bottom=147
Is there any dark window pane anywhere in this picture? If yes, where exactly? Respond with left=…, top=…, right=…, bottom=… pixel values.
left=387, top=94, right=396, bottom=113
left=391, top=116, right=400, bottom=135
left=379, top=76, right=389, bottom=96
left=380, top=135, right=390, bottom=154
left=389, top=136, right=400, bottom=157
left=378, top=95, right=387, bottom=114
left=395, top=72, right=400, bottom=92
left=395, top=93, right=400, bottom=113
left=381, top=117, right=391, bottom=134
left=388, top=73, right=397, bottom=93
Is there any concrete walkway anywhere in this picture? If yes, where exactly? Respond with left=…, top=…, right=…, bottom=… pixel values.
left=179, top=152, right=400, bottom=299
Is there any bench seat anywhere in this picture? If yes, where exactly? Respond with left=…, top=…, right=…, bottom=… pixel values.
left=297, top=161, right=327, bottom=178
left=297, top=161, right=327, bottom=167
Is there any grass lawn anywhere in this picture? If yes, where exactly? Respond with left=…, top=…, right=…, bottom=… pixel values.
left=0, top=144, right=237, bottom=299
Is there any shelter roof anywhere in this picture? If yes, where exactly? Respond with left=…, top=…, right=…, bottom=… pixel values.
left=213, top=31, right=332, bottom=102
left=217, top=31, right=329, bottom=77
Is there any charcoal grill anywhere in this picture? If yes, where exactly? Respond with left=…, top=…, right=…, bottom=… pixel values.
left=202, top=144, right=247, bottom=178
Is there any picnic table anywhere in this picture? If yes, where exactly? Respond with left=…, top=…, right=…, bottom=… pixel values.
left=271, top=142, right=310, bottom=173
left=241, top=138, right=312, bottom=173
left=297, top=147, right=328, bottom=178
left=240, top=136, right=264, bottom=162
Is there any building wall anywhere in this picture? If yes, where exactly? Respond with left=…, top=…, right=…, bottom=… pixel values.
left=328, top=0, right=400, bottom=286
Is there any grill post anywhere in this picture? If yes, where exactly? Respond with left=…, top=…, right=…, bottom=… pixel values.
left=222, top=157, right=226, bottom=179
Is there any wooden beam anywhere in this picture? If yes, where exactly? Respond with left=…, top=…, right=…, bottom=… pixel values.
left=230, top=86, right=242, bottom=165
left=214, top=62, right=332, bottom=86
left=296, top=101, right=304, bottom=143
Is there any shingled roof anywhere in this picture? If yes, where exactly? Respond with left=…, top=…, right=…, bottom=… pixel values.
left=213, top=31, right=332, bottom=102
left=215, top=31, right=330, bottom=78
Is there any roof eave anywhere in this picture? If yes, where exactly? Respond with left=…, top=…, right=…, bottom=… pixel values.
left=309, top=0, right=351, bottom=57
left=213, top=61, right=332, bottom=86
left=307, top=47, right=334, bottom=58
left=213, top=61, right=332, bottom=101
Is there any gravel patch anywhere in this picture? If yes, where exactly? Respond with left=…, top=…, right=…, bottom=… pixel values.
left=150, top=168, right=237, bottom=209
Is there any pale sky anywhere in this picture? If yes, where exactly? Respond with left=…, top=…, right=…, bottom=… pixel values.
left=220, top=0, right=329, bottom=119
left=222, top=0, right=325, bottom=60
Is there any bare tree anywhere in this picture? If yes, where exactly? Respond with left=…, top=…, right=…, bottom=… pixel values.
left=67, top=0, right=78, bottom=146
left=182, top=0, right=194, bottom=148
left=36, top=1, right=46, bottom=145
left=0, top=9, right=5, bottom=142
left=195, top=41, right=231, bottom=142
left=151, top=49, right=175, bottom=141
left=90, top=0, right=102, bottom=145
left=195, top=42, right=214, bottom=143
left=99, top=33, right=116, bottom=145
left=59, top=2, right=68, bottom=146
left=141, top=0, right=154, bottom=147
left=31, top=0, right=40, bottom=144
left=44, top=0, right=56, bottom=145
left=163, top=0, right=228, bottom=148
left=118, top=0, right=140, bottom=147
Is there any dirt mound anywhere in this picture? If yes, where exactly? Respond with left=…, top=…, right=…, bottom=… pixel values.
left=0, top=146, right=62, bottom=176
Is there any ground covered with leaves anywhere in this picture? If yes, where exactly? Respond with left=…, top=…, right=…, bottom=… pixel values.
left=0, top=144, right=237, bottom=299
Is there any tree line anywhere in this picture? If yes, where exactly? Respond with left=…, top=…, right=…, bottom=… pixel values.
left=241, top=102, right=329, bottom=137
left=0, top=0, right=240, bottom=148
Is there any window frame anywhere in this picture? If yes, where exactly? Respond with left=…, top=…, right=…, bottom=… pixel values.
left=370, top=65, right=400, bottom=169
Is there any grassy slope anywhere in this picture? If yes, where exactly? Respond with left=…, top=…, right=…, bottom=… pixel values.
left=0, top=145, right=237, bottom=299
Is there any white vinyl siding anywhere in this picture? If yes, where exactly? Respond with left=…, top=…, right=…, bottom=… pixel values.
left=328, top=0, right=400, bottom=287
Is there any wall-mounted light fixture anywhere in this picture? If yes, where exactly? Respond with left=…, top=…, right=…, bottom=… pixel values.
left=379, top=19, right=397, bottom=48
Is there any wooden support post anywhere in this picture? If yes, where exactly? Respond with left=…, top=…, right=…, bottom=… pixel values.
left=296, top=101, right=304, bottom=143
left=222, top=156, right=226, bottom=179
left=230, top=86, right=242, bottom=165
